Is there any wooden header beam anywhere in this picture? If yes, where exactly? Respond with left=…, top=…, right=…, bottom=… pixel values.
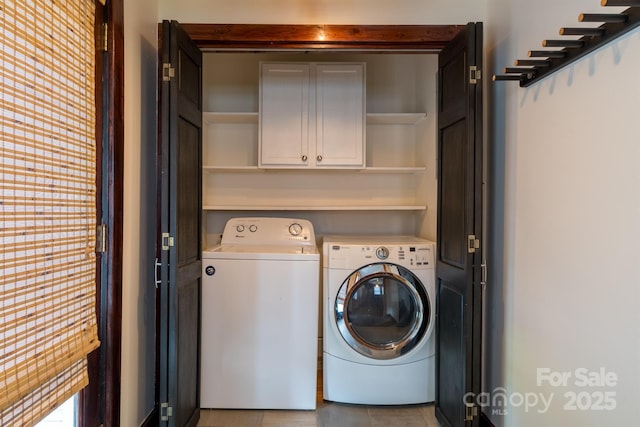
left=173, top=24, right=464, bottom=51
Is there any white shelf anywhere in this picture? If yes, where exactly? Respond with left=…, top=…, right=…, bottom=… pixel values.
left=203, top=112, right=258, bottom=123
left=201, top=112, right=427, bottom=125
left=360, top=166, right=426, bottom=174
left=366, top=112, right=426, bottom=125
left=203, top=205, right=427, bottom=211
left=202, top=166, right=425, bottom=174
left=203, top=165, right=262, bottom=173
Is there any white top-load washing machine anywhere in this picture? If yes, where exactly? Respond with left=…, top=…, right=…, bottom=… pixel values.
left=323, top=235, right=436, bottom=405
left=201, top=217, right=320, bottom=410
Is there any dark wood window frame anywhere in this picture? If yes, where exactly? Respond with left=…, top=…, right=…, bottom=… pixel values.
left=79, top=0, right=124, bottom=426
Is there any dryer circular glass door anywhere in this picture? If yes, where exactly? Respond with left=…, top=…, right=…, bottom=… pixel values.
left=334, top=263, right=431, bottom=360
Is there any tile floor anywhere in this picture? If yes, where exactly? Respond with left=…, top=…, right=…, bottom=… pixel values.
left=197, top=403, right=438, bottom=427
left=197, top=371, right=438, bottom=427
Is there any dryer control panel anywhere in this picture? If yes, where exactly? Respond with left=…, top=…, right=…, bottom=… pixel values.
left=323, top=236, right=435, bottom=270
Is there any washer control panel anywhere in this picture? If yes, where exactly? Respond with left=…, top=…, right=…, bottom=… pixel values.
left=221, top=217, right=316, bottom=246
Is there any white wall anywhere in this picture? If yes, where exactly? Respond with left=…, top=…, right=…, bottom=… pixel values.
left=485, top=0, right=640, bottom=426
left=122, top=0, right=159, bottom=425
left=158, top=0, right=484, bottom=24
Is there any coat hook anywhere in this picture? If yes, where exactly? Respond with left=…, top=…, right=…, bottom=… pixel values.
left=514, top=59, right=551, bottom=67
left=542, top=39, right=584, bottom=48
left=528, top=50, right=567, bottom=58
left=601, top=0, right=640, bottom=6
left=492, top=75, right=524, bottom=81
left=503, top=67, right=536, bottom=77
left=579, top=13, right=628, bottom=23
left=559, top=27, right=606, bottom=36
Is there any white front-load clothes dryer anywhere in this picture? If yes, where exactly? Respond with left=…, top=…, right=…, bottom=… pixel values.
left=201, top=217, right=320, bottom=410
left=322, top=235, right=436, bottom=405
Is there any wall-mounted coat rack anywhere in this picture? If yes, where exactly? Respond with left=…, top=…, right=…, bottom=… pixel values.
left=493, top=0, right=640, bottom=87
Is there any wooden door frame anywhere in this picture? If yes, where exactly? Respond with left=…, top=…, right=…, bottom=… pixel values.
left=152, top=21, right=467, bottom=425
left=79, top=0, right=124, bottom=426
left=100, top=1, right=125, bottom=424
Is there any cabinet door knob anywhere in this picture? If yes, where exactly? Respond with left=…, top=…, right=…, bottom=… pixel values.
left=301, top=155, right=308, bottom=161
left=317, top=155, right=323, bottom=162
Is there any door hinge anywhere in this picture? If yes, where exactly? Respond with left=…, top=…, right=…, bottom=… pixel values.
left=96, top=223, right=107, bottom=253
left=470, top=65, right=481, bottom=84
left=467, top=234, right=480, bottom=253
left=465, top=403, right=479, bottom=421
left=163, top=63, right=175, bottom=82
left=161, top=232, right=175, bottom=251
left=101, top=22, right=108, bottom=52
left=160, top=402, right=173, bottom=421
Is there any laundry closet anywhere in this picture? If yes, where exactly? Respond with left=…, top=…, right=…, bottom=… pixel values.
left=201, top=52, right=439, bottom=247
left=158, top=21, right=483, bottom=427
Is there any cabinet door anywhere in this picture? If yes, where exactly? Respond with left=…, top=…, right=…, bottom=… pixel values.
left=259, top=63, right=310, bottom=167
left=315, top=64, right=365, bottom=167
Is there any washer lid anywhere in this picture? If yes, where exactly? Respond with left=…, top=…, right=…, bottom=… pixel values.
left=202, top=244, right=319, bottom=260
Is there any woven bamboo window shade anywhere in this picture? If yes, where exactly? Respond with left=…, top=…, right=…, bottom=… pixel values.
left=0, top=1, right=100, bottom=425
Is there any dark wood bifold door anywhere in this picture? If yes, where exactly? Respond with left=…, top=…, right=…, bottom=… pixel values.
left=159, top=20, right=203, bottom=427
left=435, top=22, right=484, bottom=427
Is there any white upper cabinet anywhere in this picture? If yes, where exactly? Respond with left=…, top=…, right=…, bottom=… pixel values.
left=259, top=63, right=311, bottom=167
left=259, top=62, right=365, bottom=168
left=315, top=64, right=365, bottom=167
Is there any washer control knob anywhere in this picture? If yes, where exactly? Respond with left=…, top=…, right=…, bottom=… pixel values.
left=288, top=223, right=303, bottom=236
left=235, top=225, right=245, bottom=232
left=249, top=224, right=257, bottom=232
left=376, top=246, right=389, bottom=260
